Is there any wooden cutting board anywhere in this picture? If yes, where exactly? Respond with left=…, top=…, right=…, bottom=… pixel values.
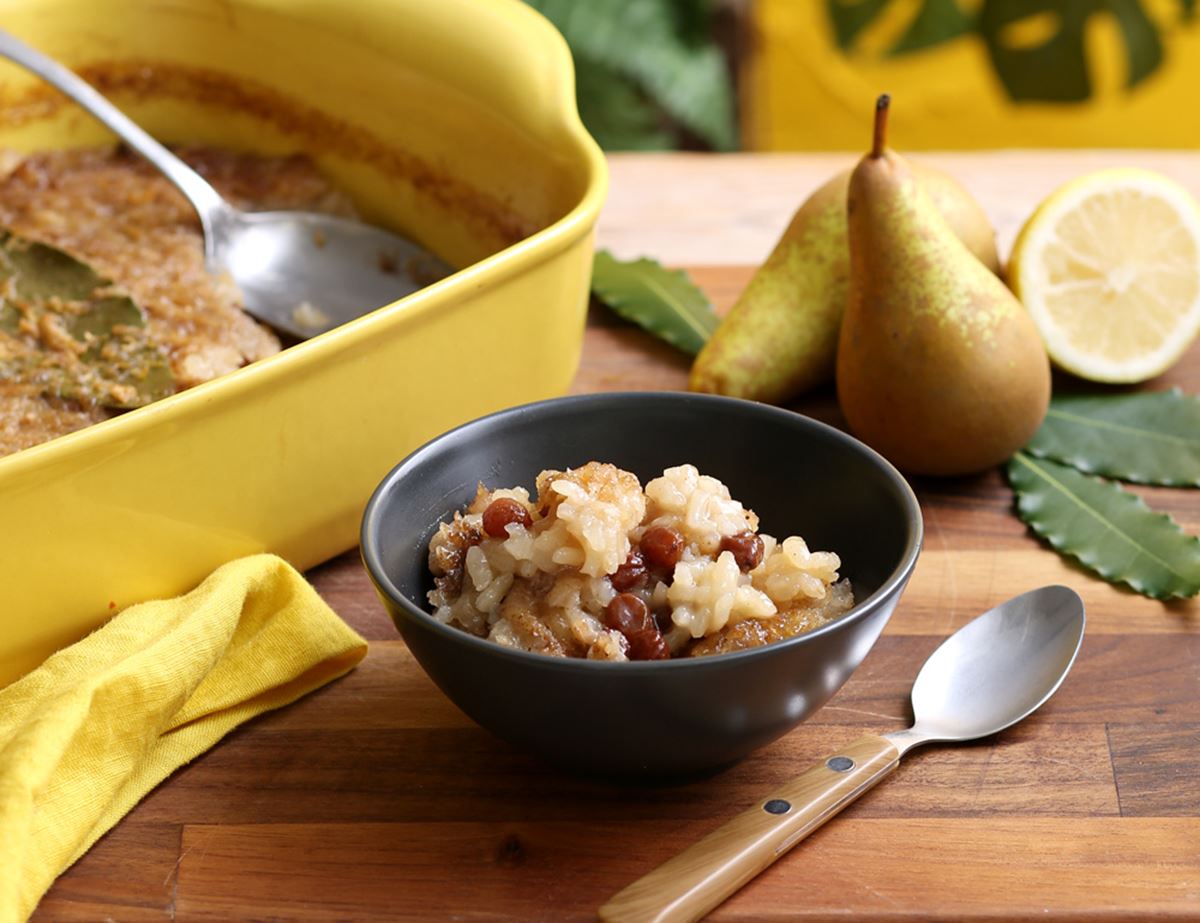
left=34, top=153, right=1200, bottom=920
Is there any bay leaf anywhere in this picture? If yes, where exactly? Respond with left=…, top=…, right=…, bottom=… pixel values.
left=0, top=229, right=173, bottom=408
left=1007, top=452, right=1200, bottom=600
left=1, top=229, right=108, bottom=301
left=1025, top=389, right=1200, bottom=487
left=68, top=294, right=144, bottom=339
left=591, top=250, right=718, bottom=355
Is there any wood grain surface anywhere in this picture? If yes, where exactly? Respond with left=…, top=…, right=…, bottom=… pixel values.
left=33, top=152, right=1200, bottom=921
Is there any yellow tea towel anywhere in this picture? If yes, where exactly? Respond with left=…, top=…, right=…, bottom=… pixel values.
left=0, top=553, right=368, bottom=923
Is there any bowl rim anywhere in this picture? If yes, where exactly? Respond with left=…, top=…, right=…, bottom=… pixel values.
left=361, top=391, right=924, bottom=673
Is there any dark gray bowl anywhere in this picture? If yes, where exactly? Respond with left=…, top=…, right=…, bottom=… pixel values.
left=361, top=392, right=922, bottom=776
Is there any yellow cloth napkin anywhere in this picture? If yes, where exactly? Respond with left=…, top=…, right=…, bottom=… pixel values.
left=0, top=553, right=368, bottom=923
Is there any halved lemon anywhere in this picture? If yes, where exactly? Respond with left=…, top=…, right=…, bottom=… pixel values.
left=1009, top=168, right=1200, bottom=383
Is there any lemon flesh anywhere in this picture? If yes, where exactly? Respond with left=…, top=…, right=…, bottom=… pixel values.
left=1010, top=168, right=1200, bottom=383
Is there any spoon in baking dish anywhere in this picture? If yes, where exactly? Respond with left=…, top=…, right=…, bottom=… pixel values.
left=599, top=584, right=1086, bottom=923
left=0, top=29, right=452, bottom=339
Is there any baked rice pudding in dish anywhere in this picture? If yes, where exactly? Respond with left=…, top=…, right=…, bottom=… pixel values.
left=0, top=145, right=353, bottom=458
left=427, top=461, right=855, bottom=660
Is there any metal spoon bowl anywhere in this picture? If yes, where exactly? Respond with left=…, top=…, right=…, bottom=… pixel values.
left=0, top=29, right=451, bottom=339
left=888, top=583, right=1085, bottom=753
left=600, top=585, right=1087, bottom=923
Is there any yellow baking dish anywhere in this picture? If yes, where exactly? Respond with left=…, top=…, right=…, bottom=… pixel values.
left=0, top=0, right=606, bottom=687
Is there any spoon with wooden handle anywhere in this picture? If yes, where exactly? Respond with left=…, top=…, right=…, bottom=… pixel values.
left=598, top=584, right=1086, bottom=923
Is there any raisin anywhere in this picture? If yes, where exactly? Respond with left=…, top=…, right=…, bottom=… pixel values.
left=719, top=531, right=765, bottom=571
left=641, top=526, right=684, bottom=571
left=605, top=594, right=671, bottom=661
left=610, top=550, right=648, bottom=592
left=482, top=498, right=533, bottom=538
left=627, top=630, right=670, bottom=660
left=604, top=593, right=654, bottom=635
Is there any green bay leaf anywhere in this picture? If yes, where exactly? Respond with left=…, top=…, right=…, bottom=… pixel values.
left=2, top=229, right=106, bottom=300
left=591, top=250, right=718, bottom=355
left=1008, top=452, right=1200, bottom=600
left=0, top=229, right=174, bottom=409
left=1025, top=389, right=1200, bottom=487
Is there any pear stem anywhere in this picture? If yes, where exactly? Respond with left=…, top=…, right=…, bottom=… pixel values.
left=872, top=94, right=890, bottom=158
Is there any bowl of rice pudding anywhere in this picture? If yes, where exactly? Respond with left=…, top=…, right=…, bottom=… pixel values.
left=362, top=393, right=922, bottom=776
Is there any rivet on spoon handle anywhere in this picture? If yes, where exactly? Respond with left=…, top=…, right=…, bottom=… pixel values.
left=597, top=734, right=900, bottom=923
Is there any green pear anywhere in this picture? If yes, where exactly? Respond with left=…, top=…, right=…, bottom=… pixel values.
left=837, top=96, right=1049, bottom=476
left=689, top=160, right=999, bottom=404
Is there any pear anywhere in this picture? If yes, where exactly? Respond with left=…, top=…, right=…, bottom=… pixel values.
left=689, top=161, right=998, bottom=404
left=836, top=96, right=1050, bottom=477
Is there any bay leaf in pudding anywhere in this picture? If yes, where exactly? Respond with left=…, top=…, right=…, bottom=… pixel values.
left=0, top=229, right=174, bottom=409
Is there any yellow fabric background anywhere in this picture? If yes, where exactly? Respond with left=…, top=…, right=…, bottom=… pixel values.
left=743, top=0, right=1200, bottom=150
left=0, top=554, right=368, bottom=923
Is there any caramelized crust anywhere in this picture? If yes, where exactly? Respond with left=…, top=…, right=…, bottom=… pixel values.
left=428, top=513, right=483, bottom=598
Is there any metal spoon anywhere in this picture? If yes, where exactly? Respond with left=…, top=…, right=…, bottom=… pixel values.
left=599, top=584, right=1087, bottom=923
left=0, top=30, right=451, bottom=339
